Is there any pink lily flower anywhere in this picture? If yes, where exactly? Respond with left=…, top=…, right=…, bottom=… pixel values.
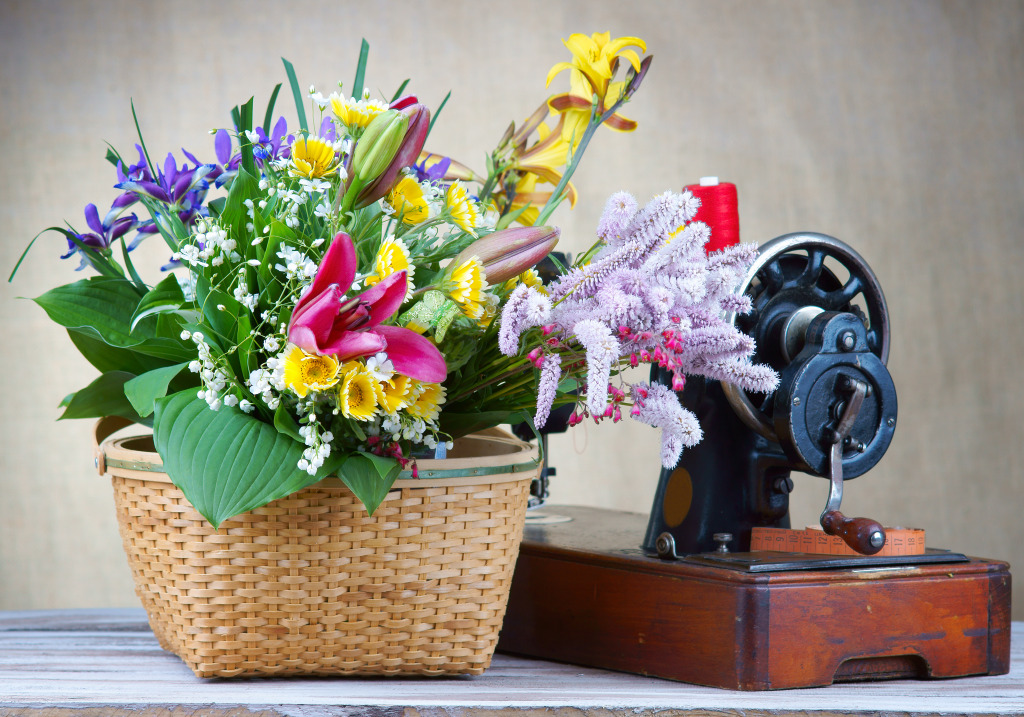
left=287, top=232, right=447, bottom=383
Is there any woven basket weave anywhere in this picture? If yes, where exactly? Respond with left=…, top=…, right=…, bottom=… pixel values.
left=93, top=417, right=537, bottom=678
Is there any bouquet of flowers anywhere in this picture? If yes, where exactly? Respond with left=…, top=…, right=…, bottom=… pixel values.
left=16, top=33, right=775, bottom=528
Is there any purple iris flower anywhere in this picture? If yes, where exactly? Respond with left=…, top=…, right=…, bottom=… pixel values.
left=197, top=117, right=295, bottom=187
left=114, top=151, right=215, bottom=249
left=411, top=153, right=451, bottom=183
left=61, top=202, right=139, bottom=269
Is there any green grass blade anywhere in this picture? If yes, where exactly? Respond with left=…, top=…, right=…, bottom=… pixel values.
left=281, top=57, right=308, bottom=132
left=263, top=83, right=282, bottom=134
left=130, top=99, right=156, bottom=178
left=389, top=79, right=410, bottom=104
left=427, top=90, right=451, bottom=142
left=352, top=39, right=370, bottom=100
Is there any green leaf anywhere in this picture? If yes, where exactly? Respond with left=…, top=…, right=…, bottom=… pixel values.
left=238, top=96, right=256, bottom=176
left=10, top=227, right=122, bottom=283
left=337, top=452, right=401, bottom=516
left=389, top=79, right=410, bottom=104
left=193, top=276, right=246, bottom=373
left=138, top=196, right=187, bottom=254
left=427, top=90, right=451, bottom=142
left=219, top=167, right=260, bottom=246
left=152, top=390, right=327, bottom=528
left=352, top=39, right=370, bottom=102
left=439, top=410, right=528, bottom=439
left=124, top=362, right=189, bottom=417
left=130, top=99, right=156, bottom=185
left=208, top=196, right=227, bottom=218
left=281, top=57, right=308, bottom=132
left=263, top=82, right=282, bottom=135
left=273, top=404, right=303, bottom=442
left=36, top=277, right=193, bottom=367
left=36, top=277, right=149, bottom=348
left=59, top=371, right=146, bottom=425
left=118, top=236, right=145, bottom=291
left=131, top=273, right=186, bottom=331
left=495, top=202, right=532, bottom=230
left=68, top=329, right=173, bottom=375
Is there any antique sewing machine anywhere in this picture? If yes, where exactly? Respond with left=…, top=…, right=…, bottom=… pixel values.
left=498, top=231, right=1011, bottom=690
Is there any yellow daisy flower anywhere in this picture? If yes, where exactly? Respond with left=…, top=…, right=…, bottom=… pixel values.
left=365, top=237, right=415, bottom=298
left=330, top=94, right=389, bottom=130
left=379, top=373, right=413, bottom=414
left=282, top=345, right=341, bottom=398
left=446, top=257, right=490, bottom=320
left=386, top=175, right=429, bottom=224
left=405, top=381, right=446, bottom=422
left=338, top=364, right=380, bottom=421
left=445, top=181, right=481, bottom=236
left=290, top=136, right=338, bottom=178
left=504, top=268, right=548, bottom=296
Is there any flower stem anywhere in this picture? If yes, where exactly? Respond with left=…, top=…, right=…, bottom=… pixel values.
left=532, top=95, right=633, bottom=228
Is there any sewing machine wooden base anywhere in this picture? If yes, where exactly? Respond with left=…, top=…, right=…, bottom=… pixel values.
left=497, top=506, right=1011, bottom=690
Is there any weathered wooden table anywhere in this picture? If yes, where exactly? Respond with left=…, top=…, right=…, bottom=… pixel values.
left=0, top=609, right=1021, bottom=715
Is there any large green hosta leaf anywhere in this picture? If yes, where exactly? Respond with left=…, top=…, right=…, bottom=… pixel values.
left=153, top=390, right=328, bottom=528
left=35, top=277, right=192, bottom=362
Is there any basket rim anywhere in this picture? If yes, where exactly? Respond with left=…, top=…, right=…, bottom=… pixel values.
left=93, top=417, right=540, bottom=486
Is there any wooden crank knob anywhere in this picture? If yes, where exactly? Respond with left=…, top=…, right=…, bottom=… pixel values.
left=820, top=510, right=886, bottom=555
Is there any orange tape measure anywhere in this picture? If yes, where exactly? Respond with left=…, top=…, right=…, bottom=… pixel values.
left=750, top=526, right=926, bottom=557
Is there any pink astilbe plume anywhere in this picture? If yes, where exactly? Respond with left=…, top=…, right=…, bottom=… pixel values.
left=533, top=353, right=562, bottom=429
left=632, top=382, right=703, bottom=467
left=498, top=189, right=779, bottom=466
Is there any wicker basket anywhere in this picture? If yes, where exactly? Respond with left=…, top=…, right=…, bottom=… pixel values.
left=93, top=417, right=538, bottom=678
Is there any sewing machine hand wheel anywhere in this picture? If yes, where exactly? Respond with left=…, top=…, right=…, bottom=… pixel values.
left=722, top=233, right=897, bottom=555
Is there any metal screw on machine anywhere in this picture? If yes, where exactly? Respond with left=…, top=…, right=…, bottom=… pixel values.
left=655, top=532, right=678, bottom=560
left=713, top=533, right=733, bottom=553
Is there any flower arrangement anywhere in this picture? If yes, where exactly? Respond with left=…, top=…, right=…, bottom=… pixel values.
left=15, top=33, right=776, bottom=528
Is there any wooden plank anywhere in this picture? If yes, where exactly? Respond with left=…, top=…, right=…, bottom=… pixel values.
left=0, top=608, right=1022, bottom=715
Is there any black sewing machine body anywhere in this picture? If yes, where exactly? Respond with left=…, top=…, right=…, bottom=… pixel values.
left=498, top=233, right=1011, bottom=690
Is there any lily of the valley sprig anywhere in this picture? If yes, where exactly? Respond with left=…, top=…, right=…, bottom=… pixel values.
left=16, top=35, right=655, bottom=527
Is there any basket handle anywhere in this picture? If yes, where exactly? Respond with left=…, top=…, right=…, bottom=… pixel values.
left=93, top=416, right=133, bottom=475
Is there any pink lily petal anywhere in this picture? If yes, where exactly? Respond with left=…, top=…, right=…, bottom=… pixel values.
left=288, top=284, right=344, bottom=352
left=324, top=329, right=388, bottom=360
left=306, top=232, right=357, bottom=300
left=375, top=325, right=447, bottom=382
left=358, top=270, right=408, bottom=327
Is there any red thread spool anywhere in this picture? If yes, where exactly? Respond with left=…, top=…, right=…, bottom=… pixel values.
left=684, top=178, right=740, bottom=254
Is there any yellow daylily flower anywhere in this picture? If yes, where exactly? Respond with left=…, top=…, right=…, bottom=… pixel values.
left=498, top=163, right=577, bottom=227
left=549, top=69, right=638, bottom=141
left=282, top=345, right=341, bottom=397
left=546, top=32, right=646, bottom=102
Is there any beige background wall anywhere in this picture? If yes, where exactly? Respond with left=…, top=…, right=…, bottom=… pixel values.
left=2, top=0, right=1022, bottom=618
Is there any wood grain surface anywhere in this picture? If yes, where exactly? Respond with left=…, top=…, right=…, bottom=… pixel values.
left=0, top=608, right=1022, bottom=715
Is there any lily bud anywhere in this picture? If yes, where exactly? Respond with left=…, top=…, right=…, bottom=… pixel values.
left=454, top=226, right=560, bottom=284
left=352, top=109, right=409, bottom=183
left=389, top=95, right=419, bottom=111
left=623, top=55, right=654, bottom=101
left=356, top=103, right=430, bottom=207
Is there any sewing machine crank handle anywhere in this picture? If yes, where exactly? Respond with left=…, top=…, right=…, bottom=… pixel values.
left=819, top=377, right=886, bottom=555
